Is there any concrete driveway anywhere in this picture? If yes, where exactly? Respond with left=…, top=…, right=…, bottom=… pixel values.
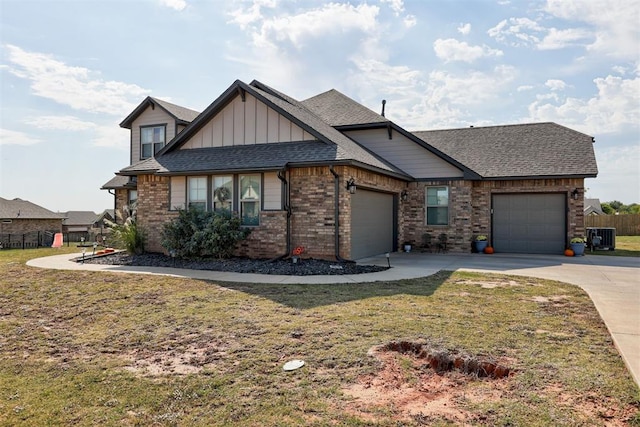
left=28, top=251, right=639, bottom=385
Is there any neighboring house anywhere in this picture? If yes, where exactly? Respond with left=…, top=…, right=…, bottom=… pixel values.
left=0, top=197, right=65, bottom=248
left=62, top=211, right=98, bottom=234
left=584, top=198, right=604, bottom=216
left=101, top=79, right=598, bottom=258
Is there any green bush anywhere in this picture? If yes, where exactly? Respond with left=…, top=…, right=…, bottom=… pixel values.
left=161, top=208, right=251, bottom=259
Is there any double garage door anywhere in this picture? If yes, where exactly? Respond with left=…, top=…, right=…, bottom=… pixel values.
left=493, top=193, right=566, bottom=254
left=351, top=190, right=395, bottom=259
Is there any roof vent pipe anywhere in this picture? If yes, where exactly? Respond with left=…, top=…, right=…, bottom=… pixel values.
left=381, top=99, right=386, bottom=117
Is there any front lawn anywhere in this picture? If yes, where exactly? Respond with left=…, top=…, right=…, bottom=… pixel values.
left=1, top=248, right=638, bottom=426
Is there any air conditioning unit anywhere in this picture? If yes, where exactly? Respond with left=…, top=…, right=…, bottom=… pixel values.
left=586, top=227, right=616, bottom=251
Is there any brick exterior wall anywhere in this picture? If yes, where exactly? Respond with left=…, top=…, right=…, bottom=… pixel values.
left=400, top=178, right=585, bottom=252
left=0, top=219, right=63, bottom=248
left=135, top=169, right=586, bottom=258
left=137, top=175, right=178, bottom=253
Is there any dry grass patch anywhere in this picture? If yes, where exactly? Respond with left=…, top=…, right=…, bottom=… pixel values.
left=0, top=248, right=638, bottom=426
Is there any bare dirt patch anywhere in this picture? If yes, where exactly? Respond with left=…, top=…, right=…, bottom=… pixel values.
left=343, top=341, right=513, bottom=424
left=343, top=340, right=636, bottom=425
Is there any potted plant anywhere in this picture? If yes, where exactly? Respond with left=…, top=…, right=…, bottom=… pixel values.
left=474, top=235, right=488, bottom=253
left=570, top=237, right=586, bottom=256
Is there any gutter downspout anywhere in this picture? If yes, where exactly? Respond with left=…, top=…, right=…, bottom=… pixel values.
left=269, top=167, right=291, bottom=262
left=329, top=166, right=354, bottom=263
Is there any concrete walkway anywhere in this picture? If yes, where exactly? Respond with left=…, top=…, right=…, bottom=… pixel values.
left=27, top=251, right=639, bottom=386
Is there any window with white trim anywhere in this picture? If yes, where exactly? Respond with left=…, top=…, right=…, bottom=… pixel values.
left=128, top=189, right=138, bottom=207
left=140, top=125, right=166, bottom=159
left=240, top=174, right=260, bottom=226
left=213, top=176, right=233, bottom=214
left=188, top=177, right=207, bottom=210
left=425, top=186, right=449, bottom=225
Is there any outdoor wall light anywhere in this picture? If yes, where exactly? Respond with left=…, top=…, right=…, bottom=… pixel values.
left=571, top=188, right=580, bottom=200
left=401, top=189, right=409, bottom=202
left=346, top=177, right=357, bottom=194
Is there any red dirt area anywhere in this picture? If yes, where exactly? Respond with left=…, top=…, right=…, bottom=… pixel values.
left=342, top=341, right=513, bottom=424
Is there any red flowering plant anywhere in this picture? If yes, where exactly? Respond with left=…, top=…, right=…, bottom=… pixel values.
left=292, top=246, right=305, bottom=256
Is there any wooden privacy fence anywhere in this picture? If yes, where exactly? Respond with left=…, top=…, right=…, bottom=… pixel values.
left=585, top=214, right=640, bottom=236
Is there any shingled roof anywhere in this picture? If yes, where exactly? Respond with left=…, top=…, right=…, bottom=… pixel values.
left=120, top=96, right=200, bottom=129
left=0, top=197, right=65, bottom=220
left=301, top=89, right=388, bottom=127
left=134, top=80, right=409, bottom=179
left=413, top=123, right=598, bottom=179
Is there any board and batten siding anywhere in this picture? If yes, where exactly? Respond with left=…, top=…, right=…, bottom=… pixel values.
left=182, top=93, right=315, bottom=149
left=263, top=172, right=282, bottom=210
left=131, top=107, right=176, bottom=162
left=169, top=176, right=186, bottom=210
left=344, top=129, right=464, bottom=179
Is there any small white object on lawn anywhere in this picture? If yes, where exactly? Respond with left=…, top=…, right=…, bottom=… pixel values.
left=283, top=359, right=305, bottom=371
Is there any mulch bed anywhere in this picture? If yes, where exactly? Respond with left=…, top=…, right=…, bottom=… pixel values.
left=82, top=252, right=389, bottom=276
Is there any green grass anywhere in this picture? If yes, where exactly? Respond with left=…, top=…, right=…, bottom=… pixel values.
left=0, top=247, right=638, bottom=426
left=590, top=235, right=640, bottom=257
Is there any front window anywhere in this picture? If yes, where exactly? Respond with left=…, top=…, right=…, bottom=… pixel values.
left=141, top=125, right=166, bottom=159
left=213, top=176, right=233, bottom=214
left=188, top=177, right=207, bottom=210
left=128, top=189, right=138, bottom=207
left=240, top=175, right=260, bottom=226
left=426, top=186, right=449, bottom=225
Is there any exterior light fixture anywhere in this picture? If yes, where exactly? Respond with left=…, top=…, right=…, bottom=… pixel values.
left=571, top=189, right=580, bottom=200
left=346, top=178, right=356, bottom=194
left=401, top=189, right=409, bottom=202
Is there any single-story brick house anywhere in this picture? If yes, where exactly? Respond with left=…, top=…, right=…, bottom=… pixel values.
left=102, top=79, right=598, bottom=259
left=0, top=197, right=65, bottom=248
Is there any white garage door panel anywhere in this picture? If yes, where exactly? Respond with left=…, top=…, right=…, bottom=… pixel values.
left=351, top=190, right=394, bottom=259
left=493, top=194, right=565, bottom=254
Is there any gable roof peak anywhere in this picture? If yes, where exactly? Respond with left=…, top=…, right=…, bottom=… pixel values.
left=120, top=96, right=200, bottom=129
left=301, top=88, right=389, bottom=127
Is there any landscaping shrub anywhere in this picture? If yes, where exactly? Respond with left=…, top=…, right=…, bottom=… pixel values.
left=105, top=205, right=146, bottom=255
left=161, top=208, right=251, bottom=259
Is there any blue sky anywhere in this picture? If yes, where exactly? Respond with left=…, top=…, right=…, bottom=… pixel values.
left=1, top=0, right=638, bottom=212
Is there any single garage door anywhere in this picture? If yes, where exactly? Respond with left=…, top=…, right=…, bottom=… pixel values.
left=351, top=190, right=394, bottom=259
left=493, top=193, right=566, bottom=254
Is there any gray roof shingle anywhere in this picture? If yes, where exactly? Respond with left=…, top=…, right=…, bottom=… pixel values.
left=120, top=96, right=200, bottom=129
left=121, top=141, right=367, bottom=175
left=101, top=175, right=136, bottom=189
left=301, top=89, right=389, bottom=127
left=0, top=197, right=65, bottom=220
left=413, top=123, right=598, bottom=178
left=62, top=211, right=98, bottom=226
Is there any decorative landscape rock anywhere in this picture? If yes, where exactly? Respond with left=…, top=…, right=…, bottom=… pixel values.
left=83, top=252, right=389, bottom=276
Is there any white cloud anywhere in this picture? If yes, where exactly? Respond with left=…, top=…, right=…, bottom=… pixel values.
left=0, top=128, right=42, bottom=146
left=529, top=73, right=640, bottom=134
left=545, top=0, right=640, bottom=60
left=25, top=115, right=96, bottom=131
left=250, top=3, right=379, bottom=49
left=457, top=23, right=471, bottom=35
left=227, top=0, right=277, bottom=30
left=538, top=27, right=592, bottom=50
left=160, top=0, right=187, bottom=11
left=3, top=45, right=150, bottom=116
left=545, top=79, right=567, bottom=91
left=612, top=65, right=627, bottom=75
left=381, top=0, right=404, bottom=16
left=433, top=38, right=503, bottom=63
left=517, top=85, right=534, bottom=91
left=488, top=17, right=545, bottom=47
left=403, top=14, right=417, bottom=28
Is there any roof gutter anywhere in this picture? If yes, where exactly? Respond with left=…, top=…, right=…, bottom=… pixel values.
left=268, top=167, right=292, bottom=262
